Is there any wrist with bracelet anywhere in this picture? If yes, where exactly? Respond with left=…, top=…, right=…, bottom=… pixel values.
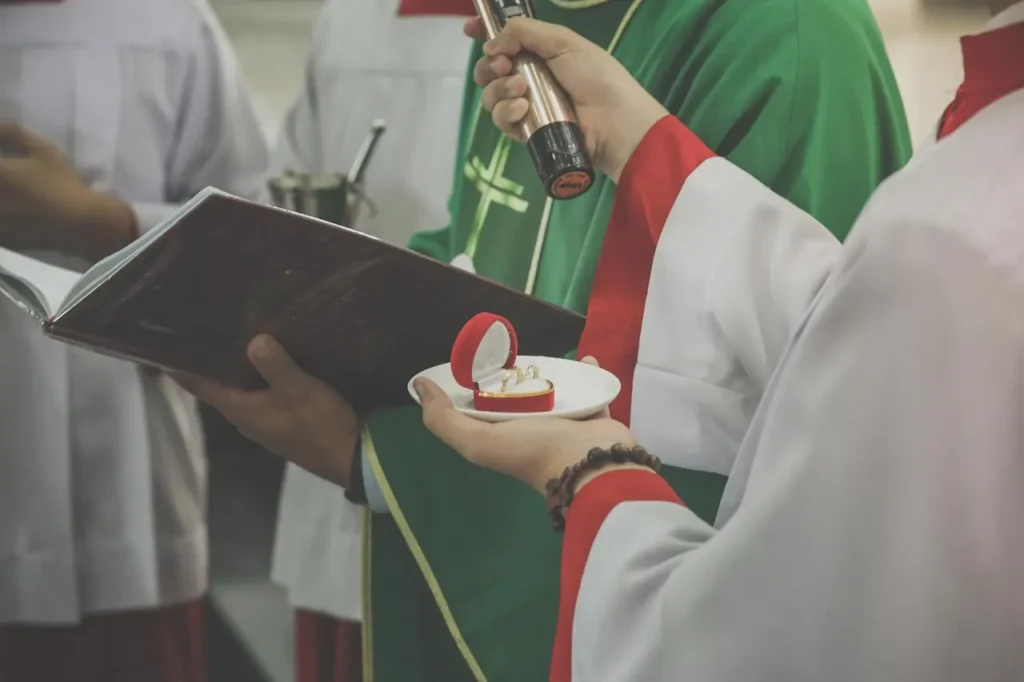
left=544, top=443, right=661, bottom=531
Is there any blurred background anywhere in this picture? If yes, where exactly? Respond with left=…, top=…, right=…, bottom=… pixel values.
left=200, top=0, right=990, bottom=680
left=211, top=0, right=988, bottom=144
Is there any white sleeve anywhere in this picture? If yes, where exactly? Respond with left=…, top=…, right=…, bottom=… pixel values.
left=596, top=118, right=842, bottom=476
left=131, top=3, right=269, bottom=232
left=633, top=157, right=842, bottom=473
left=566, top=221, right=1024, bottom=682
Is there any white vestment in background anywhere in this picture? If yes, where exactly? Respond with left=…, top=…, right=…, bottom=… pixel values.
left=0, top=0, right=267, bottom=623
left=269, top=0, right=470, bottom=622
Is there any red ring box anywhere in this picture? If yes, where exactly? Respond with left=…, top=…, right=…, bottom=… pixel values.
left=450, top=313, right=555, bottom=413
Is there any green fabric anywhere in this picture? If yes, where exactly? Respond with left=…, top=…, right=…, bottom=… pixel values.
left=367, top=511, right=478, bottom=682
left=369, top=0, right=913, bottom=680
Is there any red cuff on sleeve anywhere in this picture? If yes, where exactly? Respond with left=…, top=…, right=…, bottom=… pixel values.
left=616, top=114, right=716, bottom=232
left=578, top=115, right=716, bottom=424
left=549, top=469, right=683, bottom=682
left=397, top=0, right=475, bottom=15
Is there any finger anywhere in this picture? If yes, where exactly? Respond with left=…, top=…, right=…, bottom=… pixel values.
left=463, top=17, right=488, bottom=41
left=170, top=372, right=213, bottom=397
left=413, top=377, right=453, bottom=410
left=247, top=335, right=312, bottom=398
left=473, top=54, right=513, bottom=88
left=480, top=74, right=527, bottom=112
left=0, top=155, right=29, bottom=184
left=0, top=122, right=50, bottom=184
left=483, top=17, right=578, bottom=61
left=0, top=122, right=54, bottom=158
left=414, top=378, right=491, bottom=461
left=173, top=373, right=253, bottom=417
left=491, top=99, right=530, bottom=141
left=577, top=356, right=608, bottom=419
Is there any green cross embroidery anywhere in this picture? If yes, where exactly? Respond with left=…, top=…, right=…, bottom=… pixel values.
left=462, top=136, right=530, bottom=258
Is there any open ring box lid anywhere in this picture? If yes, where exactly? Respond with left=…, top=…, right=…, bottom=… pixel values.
left=450, top=313, right=555, bottom=413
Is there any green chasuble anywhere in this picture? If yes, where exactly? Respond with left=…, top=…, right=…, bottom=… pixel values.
left=362, top=0, right=912, bottom=680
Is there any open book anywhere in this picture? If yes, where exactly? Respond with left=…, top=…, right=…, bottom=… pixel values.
left=0, top=188, right=585, bottom=411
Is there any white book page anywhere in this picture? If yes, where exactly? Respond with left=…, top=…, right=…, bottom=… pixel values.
left=0, top=246, right=81, bottom=318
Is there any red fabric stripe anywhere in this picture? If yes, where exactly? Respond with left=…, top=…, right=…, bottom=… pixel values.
left=549, top=469, right=683, bottom=682
left=578, top=116, right=715, bottom=425
left=295, top=610, right=363, bottom=682
left=0, top=600, right=205, bottom=682
left=939, top=22, right=1024, bottom=139
left=397, top=0, right=475, bottom=16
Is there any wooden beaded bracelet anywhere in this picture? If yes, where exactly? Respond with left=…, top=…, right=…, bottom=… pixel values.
left=544, top=443, right=661, bottom=531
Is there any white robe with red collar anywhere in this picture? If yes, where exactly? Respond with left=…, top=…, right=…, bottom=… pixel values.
left=0, top=0, right=267, bottom=623
left=559, top=7, right=1024, bottom=681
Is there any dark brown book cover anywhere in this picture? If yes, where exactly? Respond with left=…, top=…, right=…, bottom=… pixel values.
left=44, top=191, right=586, bottom=411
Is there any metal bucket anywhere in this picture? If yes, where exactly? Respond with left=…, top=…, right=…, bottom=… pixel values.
left=267, top=171, right=364, bottom=225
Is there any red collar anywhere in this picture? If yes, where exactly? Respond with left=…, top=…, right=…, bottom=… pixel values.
left=939, top=20, right=1024, bottom=139
left=960, top=20, right=1024, bottom=96
left=398, top=0, right=475, bottom=16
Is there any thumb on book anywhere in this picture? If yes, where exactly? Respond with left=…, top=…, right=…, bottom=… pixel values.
left=247, top=334, right=308, bottom=395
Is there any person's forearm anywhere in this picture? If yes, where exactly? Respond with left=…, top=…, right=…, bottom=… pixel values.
left=600, top=99, right=671, bottom=184
left=53, top=194, right=183, bottom=263
left=57, top=191, right=139, bottom=262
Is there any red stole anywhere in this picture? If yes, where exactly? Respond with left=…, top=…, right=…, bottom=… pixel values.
left=397, top=0, right=475, bottom=16
left=939, top=19, right=1024, bottom=139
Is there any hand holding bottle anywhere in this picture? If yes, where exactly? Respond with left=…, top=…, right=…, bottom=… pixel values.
left=465, top=16, right=668, bottom=183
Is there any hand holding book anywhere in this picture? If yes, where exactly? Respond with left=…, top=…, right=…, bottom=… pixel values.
left=0, top=187, right=586, bottom=477
left=176, top=334, right=361, bottom=489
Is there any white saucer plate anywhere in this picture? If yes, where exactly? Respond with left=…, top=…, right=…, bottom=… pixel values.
left=408, top=355, right=621, bottom=422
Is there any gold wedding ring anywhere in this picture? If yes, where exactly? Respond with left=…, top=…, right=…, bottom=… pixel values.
left=499, top=369, right=517, bottom=394
left=498, top=365, right=543, bottom=394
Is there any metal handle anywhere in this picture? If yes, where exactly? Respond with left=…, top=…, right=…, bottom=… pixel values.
left=347, top=119, right=387, bottom=186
